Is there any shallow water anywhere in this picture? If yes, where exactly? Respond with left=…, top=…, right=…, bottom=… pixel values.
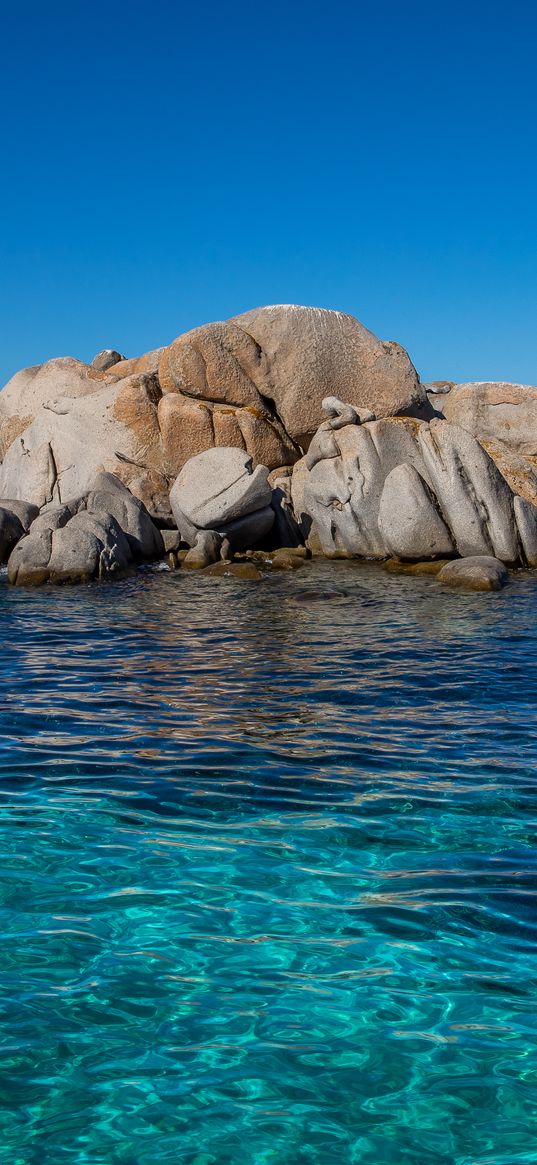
left=1, top=560, right=537, bottom=1165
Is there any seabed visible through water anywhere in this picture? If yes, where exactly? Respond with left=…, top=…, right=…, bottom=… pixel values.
left=1, top=560, right=537, bottom=1164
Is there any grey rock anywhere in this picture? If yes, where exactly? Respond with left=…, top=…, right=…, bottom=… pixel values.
left=8, top=511, right=132, bottom=586
left=91, top=349, right=125, bottom=371
left=171, top=447, right=271, bottom=530
left=0, top=499, right=39, bottom=531
left=437, top=556, right=508, bottom=591
left=7, top=472, right=162, bottom=585
left=514, top=496, right=537, bottom=567
left=289, top=413, right=523, bottom=564
left=417, top=420, right=519, bottom=562
left=216, top=505, right=275, bottom=550
left=378, top=463, right=454, bottom=560
left=291, top=417, right=429, bottom=558
left=83, top=472, right=163, bottom=560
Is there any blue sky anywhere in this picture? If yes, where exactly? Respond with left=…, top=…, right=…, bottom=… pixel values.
left=1, top=0, right=536, bottom=386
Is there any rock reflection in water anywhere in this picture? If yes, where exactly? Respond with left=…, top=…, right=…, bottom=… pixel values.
left=1, top=560, right=537, bottom=1164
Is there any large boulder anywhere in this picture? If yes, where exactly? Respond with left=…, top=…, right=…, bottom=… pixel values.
left=78, top=472, right=163, bottom=560
left=378, top=463, right=454, bottom=560
left=291, top=417, right=433, bottom=558
left=170, top=447, right=274, bottom=550
left=443, top=382, right=537, bottom=455
left=230, top=306, right=426, bottom=446
left=417, top=420, right=519, bottom=562
left=157, top=305, right=425, bottom=461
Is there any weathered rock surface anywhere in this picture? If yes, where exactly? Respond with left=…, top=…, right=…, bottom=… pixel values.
left=183, top=531, right=224, bottom=569
left=479, top=439, right=537, bottom=508
left=0, top=357, right=119, bottom=461
left=378, top=463, right=454, bottom=560
left=291, top=417, right=431, bottom=558
left=155, top=305, right=424, bottom=467
left=230, top=306, right=425, bottom=446
left=0, top=499, right=39, bottom=563
left=513, top=496, right=537, bottom=567
left=170, top=447, right=274, bottom=550
left=7, top=473, right=162, bottom=586
left=417, top=420, right=519, bottom=562
left=0, top=373, right=164, bottom=515
left=437, top=556, right=509, bottom=591
left=8, top=511, right=133, bottom=586
left=443, top=382, right=537, bottom=455
left=289, top=410, right=524, bottom=564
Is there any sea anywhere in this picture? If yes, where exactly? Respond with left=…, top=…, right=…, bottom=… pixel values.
left=1, top=560, right=537, bottom=1165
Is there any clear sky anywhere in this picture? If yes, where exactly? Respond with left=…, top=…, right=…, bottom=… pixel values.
left=1, top=0, right=536, bottom=387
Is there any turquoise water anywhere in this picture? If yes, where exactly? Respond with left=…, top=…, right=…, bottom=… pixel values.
left=1, top=560, right=537, bottom=1165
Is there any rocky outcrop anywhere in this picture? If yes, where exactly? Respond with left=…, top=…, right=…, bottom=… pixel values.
left=170, top=447, right=274, bottom=550
left=2, top=307, right=537, bottom=585
left=0, top=357, right=118, bottom=461
left=0, top=372, right=167, bottom=520
left=288, top=405, right=537, bottom=566
left=7, top=473, right=163, bottom=586
left=443, top=382, right=537, bottom=455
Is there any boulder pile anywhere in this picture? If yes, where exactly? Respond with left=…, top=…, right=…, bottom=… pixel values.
left=0, top=302, right=535, bottom=588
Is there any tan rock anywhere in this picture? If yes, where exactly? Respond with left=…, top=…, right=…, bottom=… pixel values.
left=213, top=409, right=245, bottom=450
left=443, top=382, right=537, bottom=454
left=158, top=322, right=266, bottom=407
left=481, top=438, right=537, bottom=508
left=230, top=304, right=425, bottom=446
left=107, top=348, right=165, bottom=379
left=0, top=374, right=163, bottom=509
left=158, top=394, right=215, bottom=477
left=384, top=558, right=451, bottom=575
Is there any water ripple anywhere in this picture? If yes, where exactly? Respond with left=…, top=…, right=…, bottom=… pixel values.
left=1, top=561, right=537, bottom=1163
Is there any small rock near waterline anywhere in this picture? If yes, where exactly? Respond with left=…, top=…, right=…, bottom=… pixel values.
left=437, top=556, right=509, bottom=591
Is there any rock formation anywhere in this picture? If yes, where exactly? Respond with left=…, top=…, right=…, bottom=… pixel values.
left=7, top=472, right=163, bottom=586
left=1, top=304, right=536, bottom=586
left=170, top=447, right=274, bottom=551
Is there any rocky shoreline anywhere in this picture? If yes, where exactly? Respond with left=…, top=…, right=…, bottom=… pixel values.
left=0, top=304, right=536, bottom=592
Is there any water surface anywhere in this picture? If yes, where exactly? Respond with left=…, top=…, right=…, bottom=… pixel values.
left=1, top=561, right=537, bottom=1164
